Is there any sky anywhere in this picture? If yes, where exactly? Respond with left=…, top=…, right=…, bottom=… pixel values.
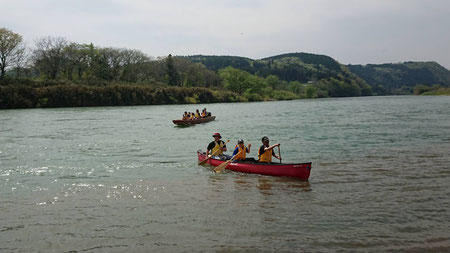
left=2, top=0, right=450, bottom=68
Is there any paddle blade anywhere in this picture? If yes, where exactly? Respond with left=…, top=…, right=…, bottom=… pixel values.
left=198, top=158, right=209, bottom=165
left=214, top=161, right=230, bottom=173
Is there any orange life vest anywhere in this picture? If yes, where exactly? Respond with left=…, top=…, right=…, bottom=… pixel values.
left=234, top=145, right=247, bottom=160
left=258, top=145, right=272, bottom=163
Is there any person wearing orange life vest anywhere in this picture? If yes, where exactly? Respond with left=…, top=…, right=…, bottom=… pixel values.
left=258, top=136, right=281, bottom=163
left=182, top=111, right=188, bottom=120
left=195, top=109, right=200, bottom=119
left=232, top=139, right=250, bottom=160
left=206, top=132, right=228, bottom=159
left=232, top=139, right=256, bottom=162
left=201, top=108, right=207, bottom=118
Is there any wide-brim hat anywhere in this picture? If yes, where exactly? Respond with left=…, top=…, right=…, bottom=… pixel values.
left=212, top=132, right=222, bottom=138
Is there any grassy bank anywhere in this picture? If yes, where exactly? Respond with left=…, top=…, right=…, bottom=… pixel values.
left=0, top=83, right=299, bottom=109
left=421, top=87, right=450, bottom=95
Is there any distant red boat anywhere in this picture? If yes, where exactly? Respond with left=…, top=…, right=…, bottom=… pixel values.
left=197, top=150, right=312, bottom=180
left=173, top=116, right=216, bottom=126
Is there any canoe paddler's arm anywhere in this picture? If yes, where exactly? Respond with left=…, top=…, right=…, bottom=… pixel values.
left=264, top=143, right=280, bottom=152
left=220, top=142, right=227, bottom=152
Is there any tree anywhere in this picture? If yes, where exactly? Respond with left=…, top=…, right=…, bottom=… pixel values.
left=32, top=36, right=68, bottom=79
left=0, top=28, right=24, bottom=78
left=265, top=75, right=279, bottom=89
left=166, top=54, right=179, bottom=86
left=13, top=42, right=28, bottom=78
left=219, top=66, right=251, bottom=94
left=305, top=85, right=317, bottom=98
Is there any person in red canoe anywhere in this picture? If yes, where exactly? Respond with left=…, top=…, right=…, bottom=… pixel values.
left=258, top=136, right=281, bottom=163
left=232, top=139, right=256, bottom=162
left=206, top=132, right=228, bottom=160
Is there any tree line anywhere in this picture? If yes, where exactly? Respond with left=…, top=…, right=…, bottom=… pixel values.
left=1, top=27, right=380, bottom=109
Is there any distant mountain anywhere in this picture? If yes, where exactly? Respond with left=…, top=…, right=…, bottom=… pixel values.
left=185, top=52, right=372, bottom=96
left=186, top=52, right=364, bottom=83
left=348, top=62, right=450, bottom=89
left=185, top=53, right=450, bottom=95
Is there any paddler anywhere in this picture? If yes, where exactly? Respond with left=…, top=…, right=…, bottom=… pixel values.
left=201, top=108, right=207, bottom=118
left=182, top=111, right=188, bottom=120
left=258, top=136, right=281, bottom=163
left=232, top=139, right=254, bottom=162
left=206, top=132, right=228, bottom=160
left=195, top=109, right=200, bottom=119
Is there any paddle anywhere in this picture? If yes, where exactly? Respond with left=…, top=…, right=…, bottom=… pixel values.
left=214, top=148, right=244, bottom=173
left=278, top=145, right=282, bottom=163
left=198, top=140, right=230, bottom=165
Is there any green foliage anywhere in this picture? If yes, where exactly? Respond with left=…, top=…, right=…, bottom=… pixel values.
left=412, top=84, right=450, bottom=95
left=0, top=84, right=232, bottom=109
left=348, top=62, right=450, bottom=95
left=8, top=27, right=450, bottom=109
left=0, top=28, right=24, bottom=78
left=420, top=87, right=450, bottom=95
left=166, top=54, right=179, bottom=86
left=305, top=85, right=317, bottom=98
left=188, top=53, right=373, bottom=98
left=414, top=84, right=433, bottom=95
left=271, top=90, right=297, bottom=100
left=219, top=66, right=252, bottom=94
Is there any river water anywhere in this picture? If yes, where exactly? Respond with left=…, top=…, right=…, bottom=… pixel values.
left=0, top=96, right=449, bottom=252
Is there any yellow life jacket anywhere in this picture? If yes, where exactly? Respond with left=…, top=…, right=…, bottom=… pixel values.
left=195, top=112, right=200, bottom=118
left=212, top=141, right=224, bottom=155
left=234, top=145, right=246, bottom=160
left=258, top=145, right=272, bottom=163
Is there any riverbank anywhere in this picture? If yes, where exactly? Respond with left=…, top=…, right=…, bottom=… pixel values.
left=422, top=87, right=450, bottom=95
left=0, top=83, right=299, bottom=109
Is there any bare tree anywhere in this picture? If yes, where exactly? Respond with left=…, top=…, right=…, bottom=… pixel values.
left=32, top=36, right=68, bottom=79
left=13, top=42, right=29, bottom=78
left=0, top=27, right=24, bottom=78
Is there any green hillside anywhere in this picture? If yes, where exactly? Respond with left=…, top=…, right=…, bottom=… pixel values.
left=185, top=53, right=372, bottom=97
left=348, top=62, right=450, bottom=94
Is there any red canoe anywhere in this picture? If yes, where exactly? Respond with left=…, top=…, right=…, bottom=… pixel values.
left=173, top=116, right=216, bottom=126
left=197, top=150, right=312, bottom=180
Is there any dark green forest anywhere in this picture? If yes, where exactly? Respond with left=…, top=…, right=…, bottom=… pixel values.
left=1, top=27, right=449, bottom=109
left=348, top=62, right=450, bottom=95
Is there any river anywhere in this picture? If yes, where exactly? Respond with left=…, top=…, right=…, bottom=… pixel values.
left=1, top=96, right=449, bottom=252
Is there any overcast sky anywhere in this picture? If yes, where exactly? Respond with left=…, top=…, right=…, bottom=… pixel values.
left=2, top=0, right=450, bottom=68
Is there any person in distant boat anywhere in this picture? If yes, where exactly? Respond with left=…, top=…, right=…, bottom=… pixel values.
left=201, top=108, right=207, bottom=118
left=232, top=139, right=255, bottom=162
left=190, top=112, right=195, bottom=120
left=258, top=136, right=281, bottom=163
left=195, top=109, right=200, bottom=119
left=182, top=111, right=188, bottom=120
left=206, top=132, right=228, bottom=159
